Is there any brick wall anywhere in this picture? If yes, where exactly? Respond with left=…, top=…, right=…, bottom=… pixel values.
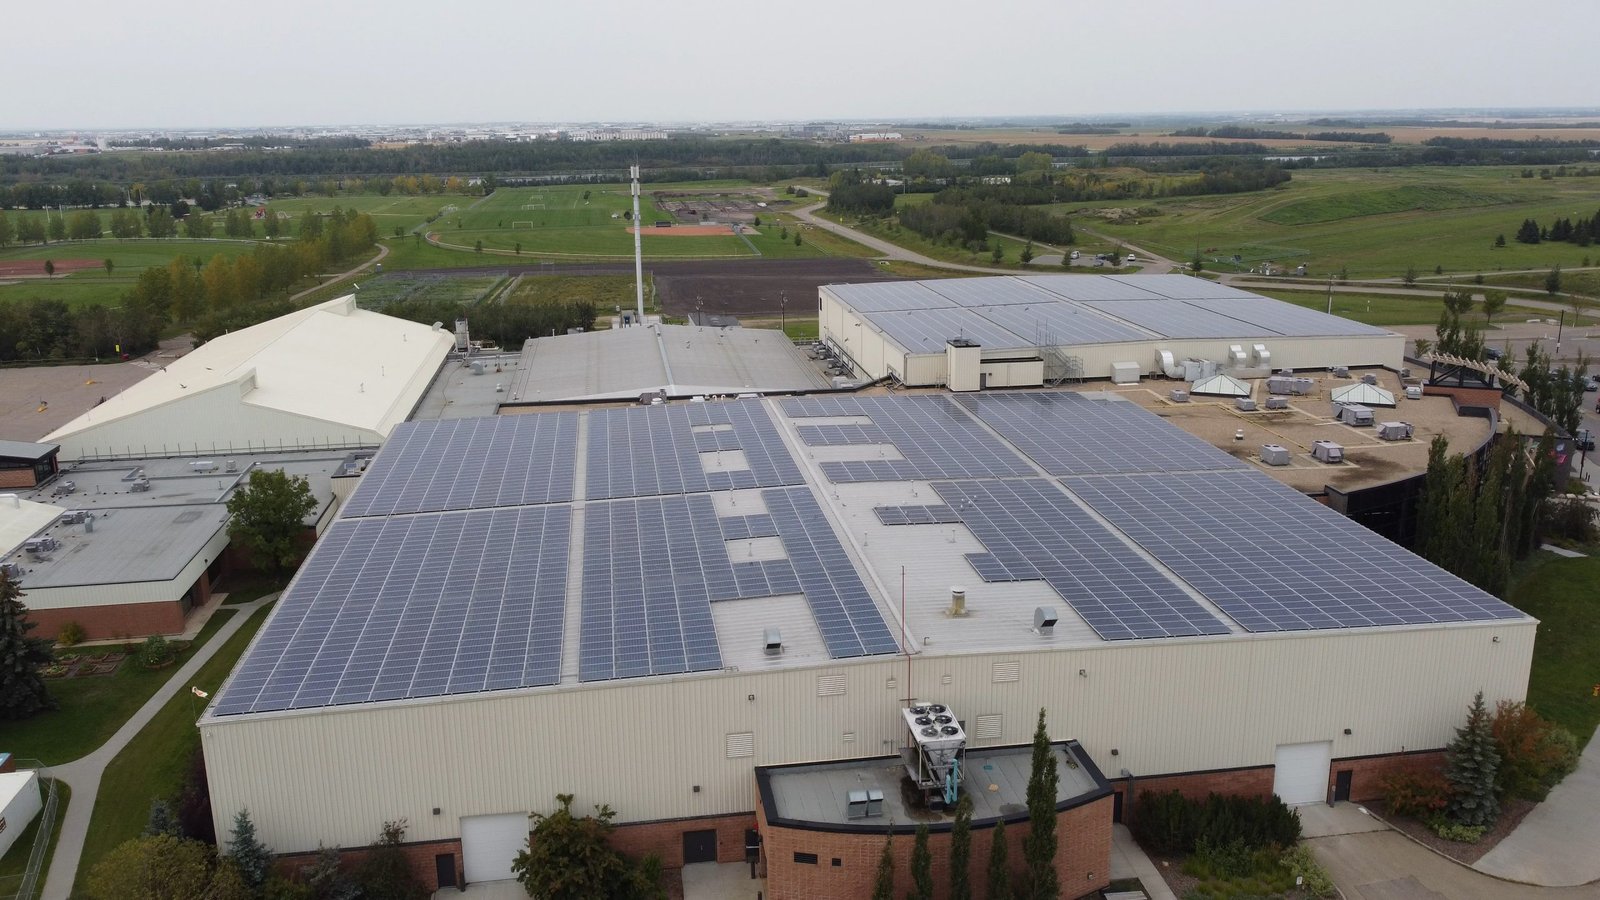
left=1117, top=764, right=1276, bottom=813
left=275, top=837, right=464, bottom=893
left=610, top=811, right=756, bottom=867
left=28, top=599, right=187, bottom=642
left=1329, top=750, right=1447, bottom=803
left=758, top=796, right=1113, bottom=900
left=0, top=469, right=37, bottom=489
left=1424, top=385, right=1503, bottom=412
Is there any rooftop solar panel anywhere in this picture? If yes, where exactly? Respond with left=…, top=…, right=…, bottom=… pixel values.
left=214, top=505, right=572, bottom=716
left=932, top=479, right=1231, bottom=640
left=825, top=281, right=955, bottom=312
left=341, top=414, right=578, bottom=517
left=921, top=278, right=1066, bottom=308
left=968, top=301, right=1151, bottom=346
left=1077, top=299, right=1274, bottom=339
left=1182, top=297, right=1390, bottom=337
left=1104, top=274, right=1263, bottom=300
left=860, top=307, right=1035, bottom=353
left=1010, top=275, right=1173, bottom=303
left=586, top=399, right=803, bottom=500
left=1062, top=470, right=1526, bottom=633
left=957, top=392, right=1246, bottom=475
left=784, top=395, right=1036, bottom=483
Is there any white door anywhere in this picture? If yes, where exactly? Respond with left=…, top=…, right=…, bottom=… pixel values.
left=461, top=813, right=529, bottom=883
left=1273, top=741, right=1332, bottom=806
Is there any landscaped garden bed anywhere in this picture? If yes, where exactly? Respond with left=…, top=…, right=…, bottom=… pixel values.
left=1132, top=790, right=1335, bottom=899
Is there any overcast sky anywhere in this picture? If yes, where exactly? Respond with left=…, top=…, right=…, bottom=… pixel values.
left=4, top=0, right=1594, bottom=130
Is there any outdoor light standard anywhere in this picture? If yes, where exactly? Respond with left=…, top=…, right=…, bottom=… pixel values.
left=780, top=290, right=787, bottom=336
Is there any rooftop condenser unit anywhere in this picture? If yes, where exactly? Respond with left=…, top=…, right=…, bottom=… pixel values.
left=902, top=703, right=966, bottom=808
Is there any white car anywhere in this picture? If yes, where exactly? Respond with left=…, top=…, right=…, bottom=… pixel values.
left=1125, top=254, right=1138, bottom=263
left=1069, top=250, right=1080, bottom=260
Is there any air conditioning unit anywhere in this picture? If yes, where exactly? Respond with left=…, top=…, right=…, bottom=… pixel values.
left=1235, top=398, right=1257, bottom=412
left=1260, top=444, right=1292, bottom=466
left=1170, top=389, right=1190, bottom=403
left=130, top=478, right=151, bottom=492
left=190, top=460, right=217, bottom=473
left=847, top=790, right=870, bottom=819
left=1332, top=366, right=1350, bottom=379
left=1265, top=397, right=1289, bottom=410
left=0, top=562, right=22, bottom=579
left=1312, top=440, right=1345, bottom=464
left=1405, top=385, right=1423, bottom=400
left=1378, top=422, right=1415, bottom=441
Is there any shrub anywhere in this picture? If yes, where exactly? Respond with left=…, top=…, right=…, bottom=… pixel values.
left=137, top=635, right=178, bottom=668
left=1379, top=770, right=1451, bottom=819
left=1427, top=817, right=1487, bottom=843
left=1131, top=790, right=1301, bottom=856
left=57, top=621, right=85, bottom=646
left=1281, top=844, right=1336, bottom=897
left=1491, top=701, right=1580, bottom=801
left=1187, top=837, right=1254, bottom=879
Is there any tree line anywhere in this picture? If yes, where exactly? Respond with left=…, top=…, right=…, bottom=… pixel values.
left=1417, top=430, right=1555, bottom=597
left=1513, top=208, right=1600, bottom=247
left=376, top=294, right=597, bottom=347
left=0, top=173, right=482, bottom=211
left=1171, top=126, right=1391, bottom=143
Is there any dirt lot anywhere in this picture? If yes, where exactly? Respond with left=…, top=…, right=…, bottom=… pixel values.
left=0, top=258, right=102, bottom=277
left=405, top=258, right=905, bottom=316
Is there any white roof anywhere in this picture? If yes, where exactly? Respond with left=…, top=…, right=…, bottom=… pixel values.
left=45, top=297, right=453, bottom=454
left=0, top=495, right=60, bottom=555
left=1331, top=382, right=1396, bottom=407
left=1190, top=373, right=1251, bottom=397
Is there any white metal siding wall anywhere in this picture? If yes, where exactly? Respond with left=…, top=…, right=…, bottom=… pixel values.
left=22, top=525, right=232, bottom=609
left=203, top=622, right=1533, bottom=854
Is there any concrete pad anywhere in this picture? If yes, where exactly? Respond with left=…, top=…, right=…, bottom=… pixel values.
left=1108, top=824, right=1177, bottom=900
left=1474, top=732, right=1600, bottom=886
left=1297, top=802, right=1389, bottom=838
left=432, top=880, right=524, bottom=899
left=1309, top=831, right=1594, bottom=900
left=680, top=861, right=765, bottom=900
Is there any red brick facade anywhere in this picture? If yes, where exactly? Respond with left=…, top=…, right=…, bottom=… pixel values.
left=1328, top=750, right=1447, bottom=804
left=758, top=795, right=1113, bottom=900
left=610, top=811, right=757, bottom=867
left=276, top=837, right=464, bottom=893
left=1113, top=764, right=1276, bottom=812
left=28, top=598, right=189, bottom=642
left=0, top=469, right=37, bottom=489
left=1423, top=385, right=1503, bottom=412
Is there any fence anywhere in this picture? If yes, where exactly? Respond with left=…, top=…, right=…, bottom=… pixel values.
left=0, top=762, right=58, bottom=900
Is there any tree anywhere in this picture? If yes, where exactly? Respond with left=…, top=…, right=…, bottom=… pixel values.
left=1482, top=290, right=1505, bottom=325
left=145, top=799, right=182, bottom=837
left=987, top=818, right=1012, bottom=900
left=146, top=207, right=177, bottom=238
left=475, top=240, right=484, bottom=253
left=263, top=211, right=282, bottom=240
left=1412, top=337, right=1433, bottom=358
left=1403, top=264, right=1418, bottom=285
left=1491, top=701, right=1580, bottom=801
left=794, top=232, right=802, bottom=247
left=184, top=213, right=214, bottom=239
left=514, top=242, right=522, bottom=255
left=209, top=859, right=256, bottom=900
left=0, top=572, right=56, bottom=719
left=1445, top=691, right=1501, bottom=827
left=511, top=794, right=663, bottom=900
left=871, top=832, right=895, bottom=900
left=48, top=214, right=66, bottom=243
left=43, top=259, right=54, bottom=279
left=69, top=210, right=100, bottom=240
left=1060, top=249, right=1072, bottom=269
left=991, top=244, right=1004, bottom=264
left=104, top=258, right=115, bottom=275
left=909, top=824, right=933, bottom=900
left=85, top=834, right=213, bottom=900
left=949, top=793, right=974, bottom=900
left=228, top=808, right=272, bottom=891
left=225, top=469, right=318, bottom=574
left=0, top=210, right=13, bottom=248
left=1515, top=218, right=1541, bottom=244
left=355, top=820, right=428, bottom=900
left=1494, top=233, right=1506, bottom=248
left=1020, top=240, right=1035, bottom=266
left=1023, top=709, right=1059, bottom=900
left=1546, top=263, right=1562, bottom=296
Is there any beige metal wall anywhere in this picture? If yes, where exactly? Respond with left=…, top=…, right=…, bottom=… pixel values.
left=24, top=525, right=231, bottom=610
left=202, top=620, right=1533, bottom=853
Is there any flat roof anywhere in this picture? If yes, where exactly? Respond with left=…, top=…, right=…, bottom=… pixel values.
left=506, top=324, right=831, bottom=403
left=0, top=496, right=61, bottom=556
left=212, top=391, right=1528, bottom=719
left=758, top=740, right=1107, bottom=831
left=0, top=440, right=58, bottom=462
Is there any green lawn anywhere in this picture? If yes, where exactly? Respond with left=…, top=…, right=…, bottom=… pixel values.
left=0, top=240, right=262, bottom=309
left=1082, top=166, right=1600, bottom=279
left=0, top=780, right=70, bottom=889
left=74, top=602, right=274, bottom=893
left=6, top=609, right=236, bottom=767
left=1510, top=553, right=1600, bottom=749
left=1257, top=289, right=1552, bottom=327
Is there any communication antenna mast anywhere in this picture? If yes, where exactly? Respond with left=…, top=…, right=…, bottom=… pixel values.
left=631, top=164, right=645, bottom=325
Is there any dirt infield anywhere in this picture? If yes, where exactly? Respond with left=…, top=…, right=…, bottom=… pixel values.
left=403, top=258, right=905, bottom=316
left=625, top=224, right=735, bottom=236
left=0, top=258, right=102, bottom=277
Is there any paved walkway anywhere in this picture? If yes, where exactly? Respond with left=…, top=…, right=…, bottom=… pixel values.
left=1108, top=824, right=1177, bottom=899
left=1475, top=734, right=1600, bottom=886
left=288, top=243, right=389, bottom=303
left=1298, top=802, right=1389, bottom=839
left=39, top=594, right=278, bottom=900
left=1308, top=830, right=1599, bottom=899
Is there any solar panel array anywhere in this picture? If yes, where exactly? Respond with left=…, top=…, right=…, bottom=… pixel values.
left=957, top=392, right=1247, bottom=475
left=966, top=301, right=1151, bottom=347
left=873, top=504, right=963, bottom=526
left=342, top=415, right=578, bottom=517
left=1063, top=470, right=1526, bottom=632
left=860, top=307, right=1034, bottom=353
left=1183, top=297, right=1390, bottom=337
left=823, top=281, right=956, bottom=312
left=587, top=400, right=803, bottom=500
left=784, top=395, right=1036, bottom=483
left=1077, top=299, right=1272, bottom=339
left=580, top=488, right=898, bottom=680
left=1103, top=274, right=1263, bottom=300
left=932, top=479, right=1232, bottom=640
left=214, top=506, right=572, bottom=715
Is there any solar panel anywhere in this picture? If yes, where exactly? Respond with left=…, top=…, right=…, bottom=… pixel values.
left=825, top=281, right=956, bottom=312
left=931, top=479, right=1231, bottom=640
left=922, top=277, right=1067, bottom=308
left=1076, top=299, right=1272, bottom=338
left=1014, top=275, right=1170, bottom=303
left=341, top=414, right=578, bottom=517
left=873, top=505, right=962, bottom=526
left=1182, top=297, right=1390, bottom=337
left=586, top=399, right=803, bottom=500
left=784, top=395, right=1036, bottom=483
left=1104, top=274, right=1263, bottom=300
left=214, top=505, right=572, bottom=715
left=859, top=308, right=1036, bottom=353
left=967, top=300, right=1151, bottom=346
left=957, top=392, right=1247, bottom=475
left=1062, top=470, right=1526, bottom=633
left=763, top=488, right=901, bottom=657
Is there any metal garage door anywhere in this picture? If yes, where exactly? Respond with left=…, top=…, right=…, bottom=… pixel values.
left=1273, top=741, right=1332, bottom=806
left=461, top=813, right=529, bottom=883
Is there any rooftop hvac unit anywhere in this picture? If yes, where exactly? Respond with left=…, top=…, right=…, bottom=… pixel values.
left=1405, top=385, right=1423, bottom=400
left=1033, top=606, right=1058, bottom=635
left=763, top=628, right=782, bottom=656
left=190, top=460, right=217, bottom=473
left=1266, top=375, right=1316, bottom=396
left=24, top=537, right=59, bottom=555
left=1169, top=389, right=1190, bottom=403
left=470, top=360, right=486, bottom=375
left=902, top=703, right=965, bottom=807
left=130, top=478, right=151, bottom=492
left=1312, top=440, right=1345, bottom=464
left=1399, top=368, right=1411, bottom=379
left=1228, top=345, right=1248, bottom=367
left=1235, top=398, right=1257, bottom=412
left=60, top=510, right=86, bottom=525
left=0, top=562, right=21, bottom=579
left=224, top=459, right=238, bottom=473
left=1335, top=404, right=1375, bottom=427
left=847, top=790, right=870, bottom=819
left=1265, top=397, right=1289, bottom=410
left=59, top=481, right=76, bottom=494
left=1361, top=373, right=1379, bottom=386
left=1158, top=349, right=1182, bottom=379
left=1260, top=444, right=1292, bottom=466
left=1377, top=421, right=1415, bottom=441
left=1332, top=366, right=1350, bottom=379
left=1253, top=343, right=1271, bottom=367
left=1111, top=361, right=1141, bottom=385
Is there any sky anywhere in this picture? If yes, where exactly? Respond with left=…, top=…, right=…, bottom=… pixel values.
left=3, top=0, right=1596, bottom=130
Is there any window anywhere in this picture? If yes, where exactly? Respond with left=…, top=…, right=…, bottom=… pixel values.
left=794, top=852, right=818, bottom=865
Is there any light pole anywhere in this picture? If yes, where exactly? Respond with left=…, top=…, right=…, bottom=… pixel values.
left=780, top=290, right=787, bottom=337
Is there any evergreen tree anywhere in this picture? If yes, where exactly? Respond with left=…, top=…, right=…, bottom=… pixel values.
left=909, top=824, right=933, bottom=900
left=1445, top=691, right=1501, bottom=827
left=0, top=572, right=56, bottom=719
left=1515, top=218, right=1541, bottom=244
left=1469, top=437, right=1511, bottom=596
left=228, top=808, right=272, bottom=891
left=949, top=793, right=974, bottom=900
left=1023, top=709, right=1059, bottom=899
left=987, top=819, right=1012, bottom=900
left=1546, top=263, right=1562, bottom=296
left=871, top=832, right=895, bottom=900
left=144, top=799, right=182, bottom=837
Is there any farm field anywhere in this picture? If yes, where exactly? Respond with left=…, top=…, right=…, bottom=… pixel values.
left=0, top=239, right=260, bottom=308
left=1080, top=166, right=1600, bottom=278
left=353, top=273, right=509, bottom=309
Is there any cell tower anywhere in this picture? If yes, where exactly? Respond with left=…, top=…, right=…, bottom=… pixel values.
left=631, top=164, right=645, bottom=325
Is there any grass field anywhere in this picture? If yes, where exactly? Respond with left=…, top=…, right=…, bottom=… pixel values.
left=6, top=609, right=237, bottom=766
left=1083, top=166, right=1600, bottom=278
left=1511, top=552, right=1600, bottom=749
left=0, top=239, right=261, bottom=309
left=74, top=602, right=273, bottom=893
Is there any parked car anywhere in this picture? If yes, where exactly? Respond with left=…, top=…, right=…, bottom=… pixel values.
left=1069, top=250, right=1080, bottom=260
left=1485, top=347, right=1504, bottom=362
left=1577, top=429, right=1596, bottom=452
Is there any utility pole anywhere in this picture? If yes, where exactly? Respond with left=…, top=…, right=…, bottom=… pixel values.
left=1326, top=275, right=1335, bottom=315
left=631, top=164, right=645, bottom=325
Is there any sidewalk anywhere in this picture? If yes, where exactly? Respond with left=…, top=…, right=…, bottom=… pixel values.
left=1473, top=734, right=1600, bottom=886
left=1108, top=824, right=1177, bottom=900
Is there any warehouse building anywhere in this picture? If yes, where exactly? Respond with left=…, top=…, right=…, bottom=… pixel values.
left=818, top=275, right=1406, bottom=388
left=200, top=391, right=1532, bottom=895
left=43, top=296, right=454, bottom=460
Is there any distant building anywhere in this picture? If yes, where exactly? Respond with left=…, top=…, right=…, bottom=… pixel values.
left=847, top=131, right=903, bottom=142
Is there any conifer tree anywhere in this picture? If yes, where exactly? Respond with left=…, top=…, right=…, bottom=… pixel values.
left=949, top=793, right=974, bottom=900
left=988, top=819, right=1012, bottom=900
left=1023, top=709, right=1059, bottom=899
left=228, top=808, right=272, bottom=890
left=1445, top=691, right=1501, bottom=827
left=909, top=824, right=933, bottom=900
left=0, top=572, right=56, bottom=720
left=871, top=831, right=895, bottom=900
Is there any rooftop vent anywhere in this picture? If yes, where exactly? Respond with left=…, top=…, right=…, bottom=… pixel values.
left=1033, top=606, right=1058, bottom=635
left=190, top=460, right=217, bottom=473
left=1362, top=373, right=1379, bottom=385
left=763, top=628, right=782, bottom=656
left=0, top=562, right=21, bottom=579
left=947, top=587, right=968, bottom=618
left=847, top=790, right=869, bottom=819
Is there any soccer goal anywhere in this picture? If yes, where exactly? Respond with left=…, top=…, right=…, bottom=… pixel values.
left=521, top=203, right=546, bottom=210
left=512, top=221, right=538, bottom=229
